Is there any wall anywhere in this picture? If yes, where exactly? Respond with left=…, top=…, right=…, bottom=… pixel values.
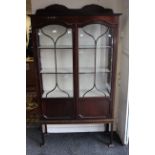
left=117, top=0, right=129, bottom=145
left=31, top=0, right=129, bottom=143
left=26, top=0, right=32, bottom=14
left=31, top=0, right=122, bottom=14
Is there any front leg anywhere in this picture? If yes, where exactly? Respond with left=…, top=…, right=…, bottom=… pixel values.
left=40, top=124, right=45, bottom=146
left=108, top=123, right=114, bottom=147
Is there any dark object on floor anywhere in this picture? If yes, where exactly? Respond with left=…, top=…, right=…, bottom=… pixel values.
left=26, top=127, right=128, bottom=155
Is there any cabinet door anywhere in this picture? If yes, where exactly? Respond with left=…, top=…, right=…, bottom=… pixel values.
left=37, top=25, right=74, bottom=98
left=36, top=24, right=74, bottom=118
left=78, top=23, right=113, bottom=118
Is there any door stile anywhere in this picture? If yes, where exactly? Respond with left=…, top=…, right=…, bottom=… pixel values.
left=73, top=24, right=79, bottom=119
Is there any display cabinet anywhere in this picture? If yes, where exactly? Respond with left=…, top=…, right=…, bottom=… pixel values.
left=31, top=4, right=121, bottom=146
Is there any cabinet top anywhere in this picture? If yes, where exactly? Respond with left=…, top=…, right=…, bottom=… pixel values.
left=30, top=4, right=121, bottom=16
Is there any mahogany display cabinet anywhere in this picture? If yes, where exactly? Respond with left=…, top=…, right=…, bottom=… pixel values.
left=31, top=4, right=121, bottom=146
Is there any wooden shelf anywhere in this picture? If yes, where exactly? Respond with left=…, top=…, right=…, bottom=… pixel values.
left=79, top=45, right=112, bottom=49
left=40, top=67, right=110, bottom=74
left=38, top=45, right=112, bottom=50
left=38, top=45, right=72, bottom=49
left=40, top=68, right=73, bottom=74
left=79, top=67, right=110, bottom=73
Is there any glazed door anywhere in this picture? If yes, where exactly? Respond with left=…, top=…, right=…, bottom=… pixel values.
left=36, top=24, right=75, bottom=119
left=78, top=23, right=113, bottom=118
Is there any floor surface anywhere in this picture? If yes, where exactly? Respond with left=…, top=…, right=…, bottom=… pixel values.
left=26, top=127, right=128, bottom=155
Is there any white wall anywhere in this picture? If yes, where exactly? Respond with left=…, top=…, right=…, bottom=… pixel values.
left=117, top=0, right=129, bottom=145
left=31, top=0, right=122, bottom=13
left=31, top=0, right=129, bottom=143
left=26, top=0, right=32, bottom=14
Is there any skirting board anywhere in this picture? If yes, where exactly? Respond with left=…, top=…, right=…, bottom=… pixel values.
left=42, top=124, right=116, bottom=133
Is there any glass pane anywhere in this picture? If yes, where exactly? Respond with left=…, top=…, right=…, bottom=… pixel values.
left=78, top=24, right=113, bottom=97
left=40, top=49, right=73, bottom=73
left=38, top=25, right=73, bottom=98
left=38, top=25, right=72, bottom=48
left=42, top=74, right=73, bottom=98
